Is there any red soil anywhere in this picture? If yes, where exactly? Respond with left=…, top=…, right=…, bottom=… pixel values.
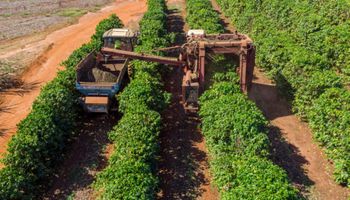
left=158, top=66, right=219, bottom=200
left=158, top=0, right=219, bottom=199
left=249, top=69, right=349, bottom=200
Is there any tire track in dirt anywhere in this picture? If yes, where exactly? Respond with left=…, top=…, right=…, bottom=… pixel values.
left=0, top=0, right=147, bottom=159
left=210, top=0, right=349, bottom=199
left=157, top=1, right=218, bottom=199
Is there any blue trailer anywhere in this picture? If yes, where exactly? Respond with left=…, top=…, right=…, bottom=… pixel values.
left=76, top=51, right=129, bottom=113
left=75, top=28, right=136, bottom=113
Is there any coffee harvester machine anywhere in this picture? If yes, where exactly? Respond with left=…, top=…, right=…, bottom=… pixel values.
left=75, top=28, right=255, bottom=113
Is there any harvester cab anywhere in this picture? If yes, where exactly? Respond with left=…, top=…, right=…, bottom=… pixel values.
left=102, top=28, right=138, bottom=51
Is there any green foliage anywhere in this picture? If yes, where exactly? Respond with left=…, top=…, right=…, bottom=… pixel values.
left=0, top=64, right=79, bottom=200
left=212, top=155, right=299, bottom=200
left=61, top=42, right=95, bottom=69
left=199, top=73, right=299, bottom=199
left=0, top=14, right=123, bottom=199
left=94, top=1, right=170, bottom=198
left=216, top=0, right=350, bottom=185
left=94, top=110, right=160, bottom=199
left=91, top=14, right=123, bottom=49
left=293, top=71, right=343, bottom=119
left=109, top=110, right=161, bottom=162
left=186, top=0, right=224, bottom=34
left=136, top=12, right=168, bottom=51
left=200, top=93, right=270, bottom=158
left=96, top=159, right=157, bottom=200
left=199, top=81, right=240, bottom=102
left=118, top=72, right=170, bottom=113
left=0, top=167, right=31, bottom=199
left=307, top=88, right=350, bottom=184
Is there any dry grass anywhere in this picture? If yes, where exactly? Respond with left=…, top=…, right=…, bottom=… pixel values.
left=0, top=0, right=114, bottom=40
left=0, top=0, right=114, bottom=90
left=56, top=8, right=89, bottom=18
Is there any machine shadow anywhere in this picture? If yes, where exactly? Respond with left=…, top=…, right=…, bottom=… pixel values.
left=157, top=6, right=209, bottom=200
left=42, top=114, right=119, bottom=199
left=249, top=79, right=314, bottom=197
left=268, top=125, right=314, bottom=195
left=158, top=66, right=208, bottom=200
left=166, top=8, right=186, bottom=45
left=249, top=82, right=292, bottom=120
left=212, top=8, right=232, bottom=33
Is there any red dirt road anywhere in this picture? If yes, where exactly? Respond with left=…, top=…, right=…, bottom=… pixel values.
left=0, top=0, right=147, bottom=158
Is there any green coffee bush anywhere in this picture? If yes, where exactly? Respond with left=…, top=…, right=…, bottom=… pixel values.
left=94, top=1, right=170, bottom=198
left=0, top=14, right=123, bottom=198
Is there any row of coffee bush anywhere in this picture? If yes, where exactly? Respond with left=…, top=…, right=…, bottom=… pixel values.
left=93, top=1, right=171, bottom=199
left=186, top=0, right=300, bottom=198
left=0, top=14, right=123, bottom=199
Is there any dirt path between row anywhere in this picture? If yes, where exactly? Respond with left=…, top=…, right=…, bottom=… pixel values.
left=210, top=0, right=349, bottom=199
left=157, top=1, right=218, bottom=199
left=249, top=70, right=349, bottom=200
left=0, top=0, right=147, bottom=158
left=43, top=114, right=118, bottom=200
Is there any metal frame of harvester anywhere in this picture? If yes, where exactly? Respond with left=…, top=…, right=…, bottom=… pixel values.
left=100, top=29, right=255, bottom=111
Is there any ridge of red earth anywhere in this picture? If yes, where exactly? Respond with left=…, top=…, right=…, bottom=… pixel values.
left=0, top=0, right=147, bottom=160
left=209, top=0, right=349, bottom=199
